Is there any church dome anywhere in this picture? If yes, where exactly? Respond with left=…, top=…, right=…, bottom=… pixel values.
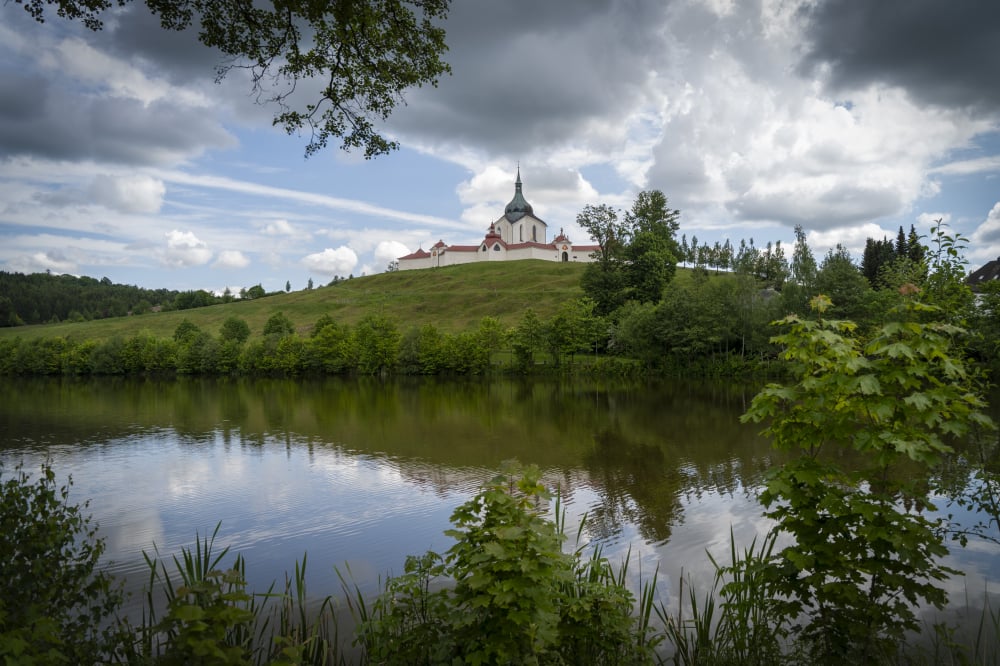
left=504, top=168, right=534, bottom=222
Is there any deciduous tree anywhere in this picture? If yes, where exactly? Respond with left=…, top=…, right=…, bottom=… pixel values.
left=16, top=0, right=452, bottom=158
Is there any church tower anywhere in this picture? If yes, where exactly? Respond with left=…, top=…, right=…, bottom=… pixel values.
left=494, top=168, right=547, bottom=244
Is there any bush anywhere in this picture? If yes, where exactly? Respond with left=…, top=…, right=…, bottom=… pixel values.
left=349, top=462, right=660, bottom=664
left=0, top=461, right=131, bottom=664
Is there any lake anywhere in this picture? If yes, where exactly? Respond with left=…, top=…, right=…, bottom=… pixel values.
left=2, top=375, right=998, bottom=633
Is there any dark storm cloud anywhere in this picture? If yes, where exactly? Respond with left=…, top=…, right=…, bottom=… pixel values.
left=798, top=0, right=1000, bottom=111
left=0, top=77, right=234, bottom=164
left=103, top=5, right=224, bottom=84
left=390, top=0, right=671, bottom=157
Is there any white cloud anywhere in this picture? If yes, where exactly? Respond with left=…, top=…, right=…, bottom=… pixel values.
left=301, top=246, right=358, bottom=276
left=917, top=212, right=952, bottom=228
left=90, top=174, right=166, bottom=214
left=262, top=219, right=299, bottom=237
left=970, top=202, right=1000, bottom=252
left=213, top=250, right=250, bottom=269
left=807, top=223, right=895, bottom=258
left=931, top=156, right=1000, bottom=176
left=163, top=229, right=212, bottom=267
left=374, top=240, right=411, bottom=266
left=155, top=170, right=467, bottom=230
left=6, top=251, right=78, bottom=275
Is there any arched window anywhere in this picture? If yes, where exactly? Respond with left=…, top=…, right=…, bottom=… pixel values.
left=532, top=225, right=537, bottom=242
left=493, top=244, right=501, bottom=251
left=482, top=245, right=487, bottom=252
left=519, top=226, right=523, bottom=242
left=562, top=251, right=568, bottom=262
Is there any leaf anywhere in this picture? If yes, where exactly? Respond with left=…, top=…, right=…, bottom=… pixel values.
left=857, top=375, right=881, bottom=395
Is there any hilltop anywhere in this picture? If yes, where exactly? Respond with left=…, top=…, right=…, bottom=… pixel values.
left=0, top=261, right=587, bottom=343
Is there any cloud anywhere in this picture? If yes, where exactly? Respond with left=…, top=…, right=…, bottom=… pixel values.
left=0, top=15, right=235, bottom=166
left=261, top=219, right=308, bottom=238
left=89, top=174, right=166, bottom=214
left=374, top=240, right=411, bottom=266
left=970, top=203, right=1000, bottom=248
left=390, top=0, right=671, bottom=160
left=930, top=156, right=1000, bottom=177
left=163, top=230, right=212, bottom=267
left=302, top=247, right=358, bottom=276
left=797, top=0, right=1000, bottom=113
left=155, top=170, right=466, bottom=230
left=5, top=251, right=78, bottom=275
left=213, top=250, right=250, bottom=269
left=917, top=212, right=952, bottom=228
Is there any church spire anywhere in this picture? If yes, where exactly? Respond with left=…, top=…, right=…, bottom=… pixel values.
left=504, top=166, right=533, bottom=222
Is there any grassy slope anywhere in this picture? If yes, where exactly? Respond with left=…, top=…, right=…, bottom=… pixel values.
left=0, top=261, right=588, bottom=342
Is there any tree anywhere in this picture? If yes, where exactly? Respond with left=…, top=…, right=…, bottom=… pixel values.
left=263, top=311, right=295, bottom=338
left=173, top=318, right=203, bottom=345
left=815, top=244, right=872, bottom=321
left=285, top=280, right=291, bottom=293
left=579, top=192, right=680, bottom=314
left=219, top=316, right=250, bottom=344
left=307, top=277, right=314, bottom=290
left=742, top=294, right=994, bottom=662
left=789, top=224, right=817, bottom=288
left=624, top=189, right=680, bottom=254
left=17, top=0, right=452, bottom=158
left=511, top=309, right=544, bottom=371
left=245, top=284, right=266, bottom=300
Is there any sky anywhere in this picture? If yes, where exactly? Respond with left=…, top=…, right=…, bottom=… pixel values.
left=1, top=0, right=999, bottom=294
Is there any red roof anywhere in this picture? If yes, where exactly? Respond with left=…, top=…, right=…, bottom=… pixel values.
left=398, top=248, right=431, bottom=260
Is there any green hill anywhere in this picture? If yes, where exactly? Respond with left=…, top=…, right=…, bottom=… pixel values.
left=0, top=261, right=587, bottom=342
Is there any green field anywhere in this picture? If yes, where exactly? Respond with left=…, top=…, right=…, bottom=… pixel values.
left=0, top=261, right=589, bottom=342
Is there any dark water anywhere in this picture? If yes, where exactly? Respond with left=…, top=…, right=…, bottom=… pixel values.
left=1, top=375, right=996, bottom=621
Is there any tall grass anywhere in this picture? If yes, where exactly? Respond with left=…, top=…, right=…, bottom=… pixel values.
left=660, top=528, right=786, bottom=666
left=132, top=523, right=342, bottom=665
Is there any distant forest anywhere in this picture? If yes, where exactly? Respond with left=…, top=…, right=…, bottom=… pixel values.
left=0, top=271, right=260, bottom=327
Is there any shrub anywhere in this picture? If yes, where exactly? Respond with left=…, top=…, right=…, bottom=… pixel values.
left=0, top=461, right=131, bottom=664
left=348, top=462, right=660, bottom=664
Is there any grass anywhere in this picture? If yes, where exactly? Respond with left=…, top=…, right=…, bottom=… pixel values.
left=0, top=261, right=588, bottom=343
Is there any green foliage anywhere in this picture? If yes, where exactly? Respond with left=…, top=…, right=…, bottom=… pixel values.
left=262, top=312, right=295, bottom=339
left=511, top=308, right=545, bottom=371
left=544, top=298, right=602, bottom=366
left=578, top=192, right=680, bottom=315
left=814, top=244, right=873, bottom=321
left=352, top=314, right=400, bottom=375
left=19, top=0, right=451, bottom=159
left=662, top=529, right=786, bottom=666
left=351, top=462, right=659, bottom=665
left=741, top=294, right=995, bottom=662
left=220, top=317, right=251, bottom=345
left=136, top=525, right=340, bottom=666
left=924, top=220, right=975, bottom=322
left=0, top=461, right=130, bottom=664
left=0, top=270, right=180, bottom=327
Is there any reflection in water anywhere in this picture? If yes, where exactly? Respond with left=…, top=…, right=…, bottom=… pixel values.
left=1, top=376, right=996, bottom=621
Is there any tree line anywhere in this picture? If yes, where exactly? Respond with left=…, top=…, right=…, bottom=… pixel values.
left=0, top=271, right=301, bottom=327
left=0, top=301, right=626, bottom=377
left=575, top=191, right=999, bottom=378
left=2, top=211, right=999, bottom=379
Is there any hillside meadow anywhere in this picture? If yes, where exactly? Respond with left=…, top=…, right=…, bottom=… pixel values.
left=0, top=261, right=617, bottom=342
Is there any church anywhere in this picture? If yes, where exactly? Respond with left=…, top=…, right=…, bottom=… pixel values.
left=397, top=170, right=600, bottom=270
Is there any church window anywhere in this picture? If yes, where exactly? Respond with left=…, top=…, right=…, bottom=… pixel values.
left=482, top=245, right=487, bottom=252
left=493, top=244, right=501, bottom=251
left=519, top=226, right=523, bottom=242
left=532, top=225, right=537, bottom=242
